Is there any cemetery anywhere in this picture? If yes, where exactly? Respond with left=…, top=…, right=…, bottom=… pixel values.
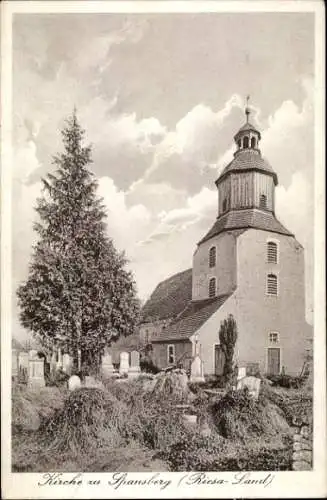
left=11, top=343, right=313, bottom=473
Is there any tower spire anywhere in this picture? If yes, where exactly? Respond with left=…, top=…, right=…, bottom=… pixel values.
left=245, top=95, right=250, bottom=123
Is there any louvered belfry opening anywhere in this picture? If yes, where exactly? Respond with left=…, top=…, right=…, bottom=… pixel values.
left=267, top=241, right=278, bottom=263
left=209, top=277, right=216, bottom=298
left=209, top=246, right=216, bottom=268
left=267, top=273, right=278, bottom=295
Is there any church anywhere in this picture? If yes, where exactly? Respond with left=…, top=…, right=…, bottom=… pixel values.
left=140, top=106, right=312, bottom=377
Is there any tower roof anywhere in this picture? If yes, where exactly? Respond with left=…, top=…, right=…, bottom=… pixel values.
left=198, top=209, right=294, bottom=245
left=234, top=121, right=261, bottom=140
left=217, top=149, right=278, bottom=184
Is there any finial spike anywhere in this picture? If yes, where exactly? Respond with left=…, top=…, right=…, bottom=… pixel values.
left=245, top=95, right=251, bottom=123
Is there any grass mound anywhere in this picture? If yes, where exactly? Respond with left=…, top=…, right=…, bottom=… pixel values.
left=147, top=369, right=193, bottom=404
left=210, top=387, right=290, bottom=443
left=12, top=384, right=66, bottom=432
left=41, top=387, right=144, bottom=455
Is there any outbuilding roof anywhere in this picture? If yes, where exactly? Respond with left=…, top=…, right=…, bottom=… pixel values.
left=198, top=209, right=293, bottom=245
left=140, top=268, right=193, bottom=323
left=151, top=294, right=231, bottom=342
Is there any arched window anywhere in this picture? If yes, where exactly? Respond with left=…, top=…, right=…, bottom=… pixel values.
left=222, top=198, right=227, bottom=212
left=266, top=273, right=278, bottom=296
left=251, top=137, right=256, bottom=148
left=243, top=136, right=249, bottom=149
left=209, top=277, right=216, bottom=298
left=259, top=194, right=267, bottom=209
left=267, top=241, right=278, bottom=263
left=237, top=139, right=242, bottom=149
left=209, top=246, right=216, bottom=268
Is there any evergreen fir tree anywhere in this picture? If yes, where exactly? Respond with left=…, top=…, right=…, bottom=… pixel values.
left=17, top=111, right=140, bottom=372
left=218, top=314, right=238, bottom=386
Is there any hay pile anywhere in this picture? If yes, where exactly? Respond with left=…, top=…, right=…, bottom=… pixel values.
left=148, top=369, right=193, bottom=404
left=210, top=387, right=290, bottom=443
left=41, top=387, right=144, bottom=454
left=12, top=384, right=66, bottom=432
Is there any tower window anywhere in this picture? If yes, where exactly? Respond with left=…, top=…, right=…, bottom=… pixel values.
left=238, top=139, right=242, bottom=148
left=251, top=137, right=256, bottom=148
left=167, top=344, right=175, bottom=364
left=267, top=241, right=278, bottom=263
left=222, top=198, right=227, bottom=212
left=209, top=277, right=216, bottom=298
left=259, top=194, right=267, bottom=209
left=266, top=273, right=278, bottom=296
left=209, top=246, right=216, bottom=268
left=243, top=136, right=249, bottom=149
left=268, top=332, right=280, bottom=344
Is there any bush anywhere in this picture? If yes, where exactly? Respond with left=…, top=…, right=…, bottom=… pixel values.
left=266, top=374, right=304, bottom=388
left=140, top=357, right=160, bottom=374
left=46, top=369, right=70, bottom=388
left=164, top=434, right=292, bottom=471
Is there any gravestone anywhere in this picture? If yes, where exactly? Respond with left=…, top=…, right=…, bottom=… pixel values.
left=56, top=348, right=63, bottom=371
left=62, top=353, right=72, bottom=374
left=237, top=375, right=261, bottom=399
left=68, top=375, right=81, bottom=391
left=119, top=351, right=129, bottom=375
left=29, top=349, right=38, bottom=359
left=128, top=350, right=141, bottom=378
left=12, top=349, right=18, bottom=378
left=237, top=366, right=246, bottom=380
left=50, top=351, right=57, bottom=373
left=18, top=352, right=29, bottom=381
left=190, top=355, right=205, bottom=382
left=28, top=358, right=45, bottom=388
left=101, top=351, right=114, bottom=379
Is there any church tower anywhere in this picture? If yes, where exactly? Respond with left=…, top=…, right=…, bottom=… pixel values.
left=191, top=101, right=310, bottom=375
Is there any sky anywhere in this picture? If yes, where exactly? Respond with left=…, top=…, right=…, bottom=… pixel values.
left=12, top=12, right=315, bottom=340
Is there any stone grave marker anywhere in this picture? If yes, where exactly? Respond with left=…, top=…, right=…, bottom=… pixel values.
left=237, top=375, right=261, bottom=399
left=28, top=358, right=45, bottom=388
left=119, top=351, right=129, bottom=375
left=12, top=349, right=18, bottom=378
left=50, top=351, right=57, bottom=373
left=101, top=351, right=114, bottom=379
left=68, top=375, right=81, bottom=391
left=190, top=355, right=205, bottom=382
left=128, top=350, right=141, bottom=378
left=62, top=353, right=72, bottom=374
left=237, top=366, right=246, bottom=380
left=18, top=352, right=29, bottom=382
left=56, top=348, right=63, bottom=371
left=29, top=349, right=38, bottom=359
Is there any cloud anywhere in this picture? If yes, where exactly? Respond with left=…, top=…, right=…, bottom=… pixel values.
left=139, top=187, right=217, bottom=246
left=97, top=176, right=152, bottom=255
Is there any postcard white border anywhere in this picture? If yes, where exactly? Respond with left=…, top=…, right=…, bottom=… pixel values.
left=1, top=1, right=326, bottom=499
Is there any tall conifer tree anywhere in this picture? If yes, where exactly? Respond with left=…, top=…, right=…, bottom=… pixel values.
left=17, top=111, right=140, bottom=371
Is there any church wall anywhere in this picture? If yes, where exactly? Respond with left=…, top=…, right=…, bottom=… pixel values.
left=234, top=229, right=311, bottom=375
left=192, top=232, right=237, bottom=300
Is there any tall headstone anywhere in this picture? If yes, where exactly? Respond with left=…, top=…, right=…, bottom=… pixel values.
left=28, top=358, right=45, bottom=388
left=190, top=355, right=205, bottom=383
left=101, top=351, right=114, bottom=379
left=237, top=366, right=246, bottom=380
left=50, top=351, right=57, bottom=373
left=12, top=349, right=19, bottom=378
left=29, top=349, right=38, bottom=359
left=18, top=352, right=29, bottom=382
left=62, top=353, right=72, bottom=374
left=128, top=350, right=141, bottom=378
left=119, top=351, right=129, bottom=375
left=56, top=348, right=63, bottom=371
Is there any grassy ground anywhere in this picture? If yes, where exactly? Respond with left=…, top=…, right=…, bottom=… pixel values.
left=11, top=376, right=312, bottom=472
